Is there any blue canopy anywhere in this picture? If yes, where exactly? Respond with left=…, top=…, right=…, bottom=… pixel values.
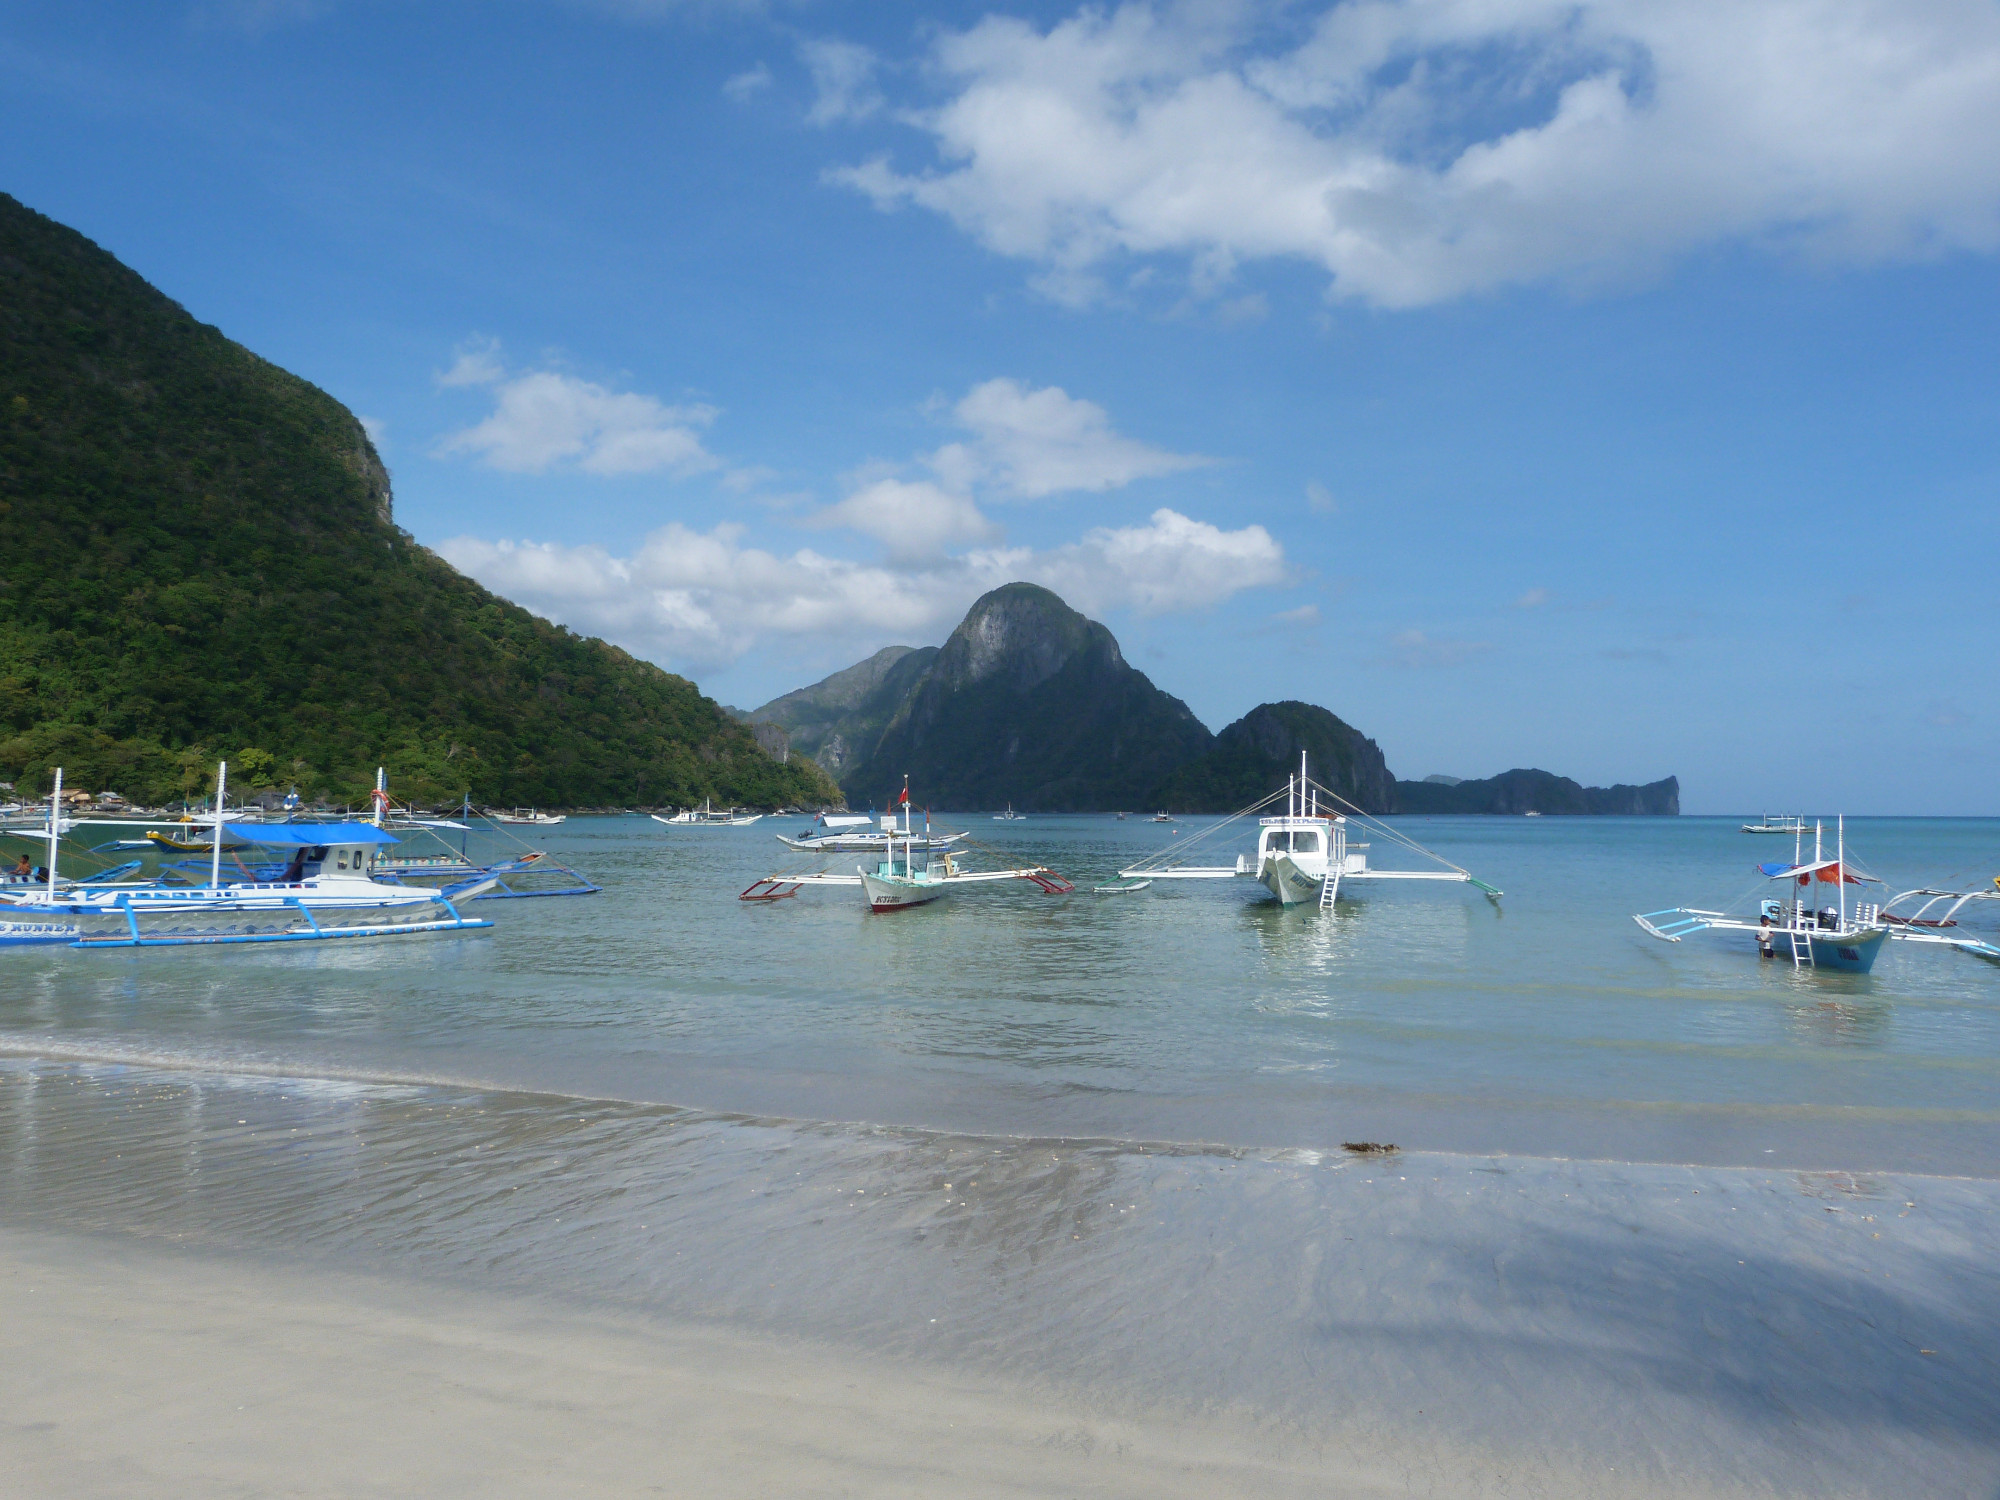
left=217, top=822, right=400, bottom=847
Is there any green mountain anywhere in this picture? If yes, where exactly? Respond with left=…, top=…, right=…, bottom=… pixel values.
left=832, top=584, right=1214, bottom=811
left=0, top=192, right=834, bottom=810
left=1148, top=701, right=1395, bottom=813
left=749, top=644, right=940, bottom=778
left=1394, top=769, right=1680, bottom=815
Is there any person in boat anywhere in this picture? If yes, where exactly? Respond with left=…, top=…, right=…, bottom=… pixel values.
left=10, top=854, right=28, bottom=882
left=280, top=846, right=310, bottom=883
left=1758, top=914, right=1775, bottom=959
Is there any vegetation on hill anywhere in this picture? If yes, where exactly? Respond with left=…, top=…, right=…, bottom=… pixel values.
left=1147, top=701, right=1396, bottom=813
left=0, top=191, right=834, bottom=809
left=750, top=645, right=941, bottom=777
left=1394, top=769, right=1680, bottom=815
left=836, top=584, right=1215, bottom=811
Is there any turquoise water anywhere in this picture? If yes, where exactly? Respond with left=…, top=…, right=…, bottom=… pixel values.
left=4, top=812, right=1997, bottom=1487
left=3, top=813, right=1997, bottom=1171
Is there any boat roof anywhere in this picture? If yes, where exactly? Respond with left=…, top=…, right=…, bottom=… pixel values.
left=219, top=822, right=401, bottom=847
left=1757, top=859, right=1879, bottom=884
left=819, top=814, right=872, bottom=828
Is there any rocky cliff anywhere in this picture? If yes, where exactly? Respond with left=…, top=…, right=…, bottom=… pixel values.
left=1148, top=701, right=1396, bottom=814
left=837, top=584, right=1214, bottom=811
left=749, top=644, right=940, bottom=777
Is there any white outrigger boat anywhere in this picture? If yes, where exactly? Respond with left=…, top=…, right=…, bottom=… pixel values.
left=654, top=800, right=763, bottom=826
left=1742, top=813, right=1807, bottom=835
left=1634, top=818, right=1888, bottom=972
left=0, top=765, right=493, bottom=947
left=490, top=807, right=566, bottom=826
left=1117, top=754, right=1500, bottom=908
left=774, top=810, right=967, bottom=854
left=743, top=780, right=1071, bottom=912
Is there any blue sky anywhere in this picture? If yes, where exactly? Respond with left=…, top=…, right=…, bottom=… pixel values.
left=4, top=0, right=1998, bottom=812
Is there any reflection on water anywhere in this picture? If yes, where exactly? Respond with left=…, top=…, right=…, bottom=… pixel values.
left=0, top=815, right=1995, bottom=1168
left=1784, top=998, right=1895, bottom=1048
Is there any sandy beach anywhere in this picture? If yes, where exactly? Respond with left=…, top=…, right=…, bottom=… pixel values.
left=0, top=1226, right=1395, bottom=1500
left=4, top=1136, right=1996, bottom=1499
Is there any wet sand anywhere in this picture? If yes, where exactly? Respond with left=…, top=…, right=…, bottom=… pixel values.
left=0, top=1226, right=1397, bottom=1500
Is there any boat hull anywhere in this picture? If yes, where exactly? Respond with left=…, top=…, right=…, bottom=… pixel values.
left=859, top=870, right=946, bottom=912
left=0, top=876, right=441, bottom=917
left=1774, top=926, right=1889, bottom=973
left=1257, top=853, right=1326, bottom=907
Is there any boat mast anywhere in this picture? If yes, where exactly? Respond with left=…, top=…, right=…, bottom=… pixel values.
left=374, top=766, right=387, bottom=829
left=45, top=765, right=61, bottom=899
left=211, top=761, right=228, bottom=888
left=1838, top=815, right=1846, bottom=929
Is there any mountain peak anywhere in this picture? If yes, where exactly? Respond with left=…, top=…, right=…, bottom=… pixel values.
left=941, top=583, right=1113, bottom=693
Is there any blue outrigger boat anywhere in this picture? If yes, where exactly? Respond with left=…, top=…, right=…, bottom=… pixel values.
left=1635, top=817, right=1889, bottom=973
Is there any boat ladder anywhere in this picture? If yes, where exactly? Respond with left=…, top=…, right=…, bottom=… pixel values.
left=1789, top=917, right=1815, bottom=968
left=1318, top=872, right=1340, bottom=910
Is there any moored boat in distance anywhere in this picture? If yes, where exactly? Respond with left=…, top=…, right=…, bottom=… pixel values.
left=490, top=807, right=566, bottom=826
left=993, top=804, right=1024, bottom=821
left=775, top=810, right=965, bottom=855
left=742, top=777, right=1072, bottom=910
left=653, top=800, right=762, bottom=826
left=1742, top=813, right=1807, bottom=835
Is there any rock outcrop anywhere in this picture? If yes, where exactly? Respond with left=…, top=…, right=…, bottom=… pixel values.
left=837, top=584, right=1214, bottom=811
left=1393, top=769, right=1680, bottom=815
left=1148, top=701, right=1395, bottom=814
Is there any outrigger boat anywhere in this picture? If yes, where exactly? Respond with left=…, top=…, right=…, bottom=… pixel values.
left=1875, top=885, right=2000, bottom=963
left=490, top=807, right=566, bottom=826
left=742, top=779, right=1071, bottom=912
left=1742, top=813, right=1807, bottom=835
left=775, top=810, right=966, bottom=855
left=993, top=804, right=1024, bottom=822
left=366, top=776, right=598, bottom=899
left=654, top=800, right=763, bottom=826
left=1117, top=754, right=1500, bottom=908
left=0, top=765, right=494, bottom=947
left=1634, top=817, right=1888, bottom=973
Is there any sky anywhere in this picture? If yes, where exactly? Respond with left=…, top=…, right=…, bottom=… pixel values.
left=3, top=0, right=1998, bottom=813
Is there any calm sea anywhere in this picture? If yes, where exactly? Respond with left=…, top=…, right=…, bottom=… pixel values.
left=2, top=813, right=1997, bottom=1473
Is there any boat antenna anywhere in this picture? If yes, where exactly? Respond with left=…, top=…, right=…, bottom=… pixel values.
left=46, top=765, right=62, bottom=899
left=211, top=761, right=228, bottom=889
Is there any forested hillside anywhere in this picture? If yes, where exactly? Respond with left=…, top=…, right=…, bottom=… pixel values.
left=0, top=192, right=834, bottom=808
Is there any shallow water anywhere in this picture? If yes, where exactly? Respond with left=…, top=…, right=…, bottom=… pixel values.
left=4, top=813, right=1998, bottom=1488
left=5, top=814, right=1997, bottom=1170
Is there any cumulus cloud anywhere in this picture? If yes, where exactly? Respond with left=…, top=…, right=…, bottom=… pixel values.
left=809, top=478, right=999, bottom=559
left=931, top=378, right=1206, bottom=499
left=437, top=362, right=720, bottom=477
left=1513, top=587, right=1550, bottom=609
left=441, top=507, right=1285, bottom=670
left=831, top=0, right=2000, bottom=307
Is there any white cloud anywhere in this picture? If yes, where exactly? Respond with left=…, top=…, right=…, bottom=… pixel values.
left=1514, top=587, right=1550, bottom=609
left=802, top=38, right=883, bottom=125
left=436, top=339, right=506, bottom=388
left=934, top=377, right=1206, bottom=499
left=724, top=63, right=773, bottom=101
left=833, top=0, right=2000, bottom=307
left=440, top=506, right=1285, bottom=671
left=1273, top=603, right=1321, bottom=626
left=810, top=478, right=999, bottom=560
left=437, top=369, right=720, bottom=477
left=1305, top=481, right=1337, bottom=515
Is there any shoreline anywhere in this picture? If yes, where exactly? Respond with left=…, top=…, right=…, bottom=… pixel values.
left=5, top=1031, right=1997, bottom=1178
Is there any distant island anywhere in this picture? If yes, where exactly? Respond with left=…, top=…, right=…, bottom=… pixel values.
left=749, top=585, right=1677, bottom=816
left=0, top=192, right=834, bottom=811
